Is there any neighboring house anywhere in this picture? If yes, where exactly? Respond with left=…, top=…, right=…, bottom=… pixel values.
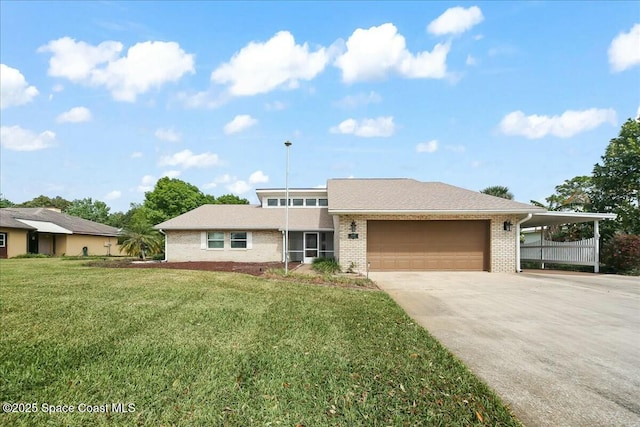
left=156, top=178, right=549, bottom=273
left=0, top=208, right=120, bottom=258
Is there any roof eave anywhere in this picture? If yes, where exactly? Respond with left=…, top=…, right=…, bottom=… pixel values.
left=328, top=209, right=545, bottom=215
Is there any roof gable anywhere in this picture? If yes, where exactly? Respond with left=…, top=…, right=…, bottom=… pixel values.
left=327, top=179, right=544, bottom=213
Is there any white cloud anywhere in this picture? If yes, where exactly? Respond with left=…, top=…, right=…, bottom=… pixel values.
left=203, top=174, right=234, bottom=189
left=56, top=106, right=92, bottom=123
left=249, top=170, right=269, bottom=184
left=0, top=125, right=56, bottom=151
left=176, top=90, right=228, bottom=109
left=158, top=149, right=221, bottom=169
left=155, top=127, right=181, bottom=142
left=223, top=114, right=258, bottom=135
left=137, top=175, right=156, bottom=192
left=416, top=140, right=438, bottom=153
left=330, top=116, right=395, bottom=137
left=465, top=54, right=477, bottom=66
left=161, top=170, right=181, bottom=179
left=335, top=91, right=382, bottom=109
left=227, top=180, right=251, bottom=194
left=104, top=190, right=121, bottom=200
left=427, top=6, right=484, bottom=36
left=39, top=37, right=195, bottom=101
left=334, top=23, right=449, bottom=83
left=0, top=64, right=39, bottom=109
left=608, top=24, right=640, bottom=72
left=131, top=151, right=143, bottom=158
left=211, top=31, right=329, bottom=96
left=499, top=108, right=617, bottom=139
left=265, top=101, right=287, bottom=111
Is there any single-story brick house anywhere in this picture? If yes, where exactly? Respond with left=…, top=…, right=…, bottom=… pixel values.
left=0, top=208, right=120, bottom=258
left=156, top=178, right=551, bottom=273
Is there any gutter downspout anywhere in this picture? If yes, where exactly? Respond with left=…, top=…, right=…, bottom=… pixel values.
left=515, top=214, right=532, bottom=272
left=158, top=229, right=167, bottom=262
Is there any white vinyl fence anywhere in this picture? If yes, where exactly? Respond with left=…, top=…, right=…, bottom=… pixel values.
left=521, top=237, right=598, bottom=269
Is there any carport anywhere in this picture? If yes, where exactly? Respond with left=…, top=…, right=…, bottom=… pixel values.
left=516, top=212, right=616, bottom=273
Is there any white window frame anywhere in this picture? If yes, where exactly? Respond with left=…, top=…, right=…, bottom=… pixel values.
left=201, top=231, right=224, bottom=250
left=0, top=233, right=5, bottom=247
left=230, top=232, right=252, bottom=250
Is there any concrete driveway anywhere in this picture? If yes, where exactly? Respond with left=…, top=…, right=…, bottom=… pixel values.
left=371, top=271, right=640, bottom=427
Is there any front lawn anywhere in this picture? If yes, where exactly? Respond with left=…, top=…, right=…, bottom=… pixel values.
left=0, top=259, right=519, bottom=426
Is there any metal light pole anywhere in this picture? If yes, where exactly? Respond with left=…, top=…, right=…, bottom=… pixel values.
left=284, top=140, right=292, bottom=274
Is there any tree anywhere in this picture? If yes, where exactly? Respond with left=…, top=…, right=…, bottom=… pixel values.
left=0, top=195, right=14, bottom=208
left=531, top=176, right=595, bottom=241
left=591, top=118, right=640, bottom=239
left=215, top=194, right=249, bottom=204
left=17, top=195, right=71, bottom=210
left=480, top=185, right=514, bottom=200
left=65, top=198, right=111, bottom=224
left=142, top=178, right=216, bottom=225
left=118, top=222, right=164, bottom=260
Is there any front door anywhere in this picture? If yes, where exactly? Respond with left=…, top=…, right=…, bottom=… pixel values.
left=303, top=232, right=319, bottom=264
left=0, top=232, right=7, bottom=259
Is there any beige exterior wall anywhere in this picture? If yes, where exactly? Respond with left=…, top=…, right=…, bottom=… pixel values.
left=0, top=228, right=29, bottom=258
left=166, top=230, right=282, bottom=262
left=335, top=214, right=519, bottom=273
left=63, top=235, right=120, bottom=256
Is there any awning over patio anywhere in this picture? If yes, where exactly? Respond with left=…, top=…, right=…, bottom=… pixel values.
left=15, top=219, right=73, bottom=234
left=522, top=212, right=617, bottom=228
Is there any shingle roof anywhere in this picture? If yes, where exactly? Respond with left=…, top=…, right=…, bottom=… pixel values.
left=327, top=179, right=545, bottom=213
left=0, top=210, right=37, bottom=230
left=155, top=204, right=333, bottom=231
left=0, top=208, right=120, bottom=236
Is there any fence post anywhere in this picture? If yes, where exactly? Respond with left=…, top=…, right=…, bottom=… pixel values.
left=594, top=220, right=600, bottom=273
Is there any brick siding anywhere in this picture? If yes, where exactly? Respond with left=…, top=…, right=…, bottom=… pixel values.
left=336, top=214, right=518, bottom=273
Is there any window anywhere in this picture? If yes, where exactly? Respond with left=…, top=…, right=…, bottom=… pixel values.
left=293, top=198, right=304, bottom=206
left=267, top=198, right=278, bottom=207
left=318, top=198, right=328, bottom=206
left=279, top=198, right=290, bottom=206
left=207, top=232, right=224, bottom=249
left=231, top=232, right=248, bottom=249
left=0, top=233, right=5, bottom=247
left=305, top=198, right=317, bottom=206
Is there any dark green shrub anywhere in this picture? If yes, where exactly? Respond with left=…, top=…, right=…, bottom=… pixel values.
left=12, top=253, right=50, bottom=259
left=312, top=257, right=341, bottom=274
left=602, top=234, right=640, bottom=274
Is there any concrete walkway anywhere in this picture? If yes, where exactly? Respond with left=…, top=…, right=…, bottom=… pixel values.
left=371, top=271, right=640, bottom=427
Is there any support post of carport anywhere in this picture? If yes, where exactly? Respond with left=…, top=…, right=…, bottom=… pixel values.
left=594, top=220, right=600, bottom=273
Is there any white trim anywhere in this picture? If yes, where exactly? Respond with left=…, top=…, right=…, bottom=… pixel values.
left=0, top=232, right=6, bottom=248
left=328, top=209, right=541, bottom=215
left=200, top=231, right=206, bottom=249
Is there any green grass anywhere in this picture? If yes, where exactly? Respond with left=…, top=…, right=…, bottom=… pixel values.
left=0, top=259, right=520, bottom=426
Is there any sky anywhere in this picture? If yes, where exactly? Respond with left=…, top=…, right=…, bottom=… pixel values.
left=1, top=1, right=639, bottom=213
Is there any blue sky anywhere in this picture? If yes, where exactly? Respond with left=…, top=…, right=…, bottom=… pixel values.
left=1, top=1, right=638, bottom=212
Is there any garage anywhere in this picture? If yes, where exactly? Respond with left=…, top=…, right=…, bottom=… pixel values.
left=367, top=220, right=490, bottom=271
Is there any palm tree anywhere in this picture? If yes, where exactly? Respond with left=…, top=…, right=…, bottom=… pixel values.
left=119, top=222, right=163, bottom=260
left=480, top=185, right=514, bottom=200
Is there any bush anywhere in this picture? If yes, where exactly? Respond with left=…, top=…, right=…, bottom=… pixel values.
left=311, top=257, right=341, bottom=274
left=12, top=253, right=50, bottom=259
left=601, top=234, right=640, bottom=274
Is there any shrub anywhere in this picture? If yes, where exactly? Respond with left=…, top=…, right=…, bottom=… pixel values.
left=601, top=234, right=640, bottom=275
left=12, top=253, right=50, bottom=259
left=311, top=257, right=341, bottom=274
